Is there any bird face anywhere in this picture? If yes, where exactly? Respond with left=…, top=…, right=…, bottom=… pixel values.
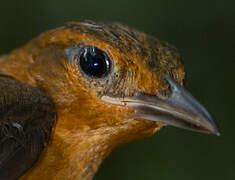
left=0, top=20, right=220, bottom=180
left=19, top=21, right=218, bottom=146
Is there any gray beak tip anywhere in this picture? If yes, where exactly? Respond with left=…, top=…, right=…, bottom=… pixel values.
left=207, top=126, right=220, bottom=136
left=211, top=121, right=220, bottom=136
left=212, top=127, right=220, bottom=136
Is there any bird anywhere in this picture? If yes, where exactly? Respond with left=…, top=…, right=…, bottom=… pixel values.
left=0, top=20, right=219, bottom=180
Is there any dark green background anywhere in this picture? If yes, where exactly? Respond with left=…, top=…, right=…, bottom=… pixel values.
left=0, top=0, right=234, bottom=179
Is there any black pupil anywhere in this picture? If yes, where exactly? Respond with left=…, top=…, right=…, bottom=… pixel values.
left=79, top=47, right=111, bottom=78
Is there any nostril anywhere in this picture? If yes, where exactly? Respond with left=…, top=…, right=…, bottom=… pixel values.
left=156, top=88, right=172, bottom=99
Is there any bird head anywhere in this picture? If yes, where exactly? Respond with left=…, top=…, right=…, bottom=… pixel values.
left=0, top=20, right=219, bottom=179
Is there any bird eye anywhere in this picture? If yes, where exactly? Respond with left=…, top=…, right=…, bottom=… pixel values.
left=79, top=46, right=111, bottom=78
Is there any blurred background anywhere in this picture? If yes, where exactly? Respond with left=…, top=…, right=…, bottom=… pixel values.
left=0, top=0, right=234, bottom=179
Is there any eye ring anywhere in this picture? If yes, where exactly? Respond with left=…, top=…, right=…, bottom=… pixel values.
left=78, top=46, right=112, bottom=78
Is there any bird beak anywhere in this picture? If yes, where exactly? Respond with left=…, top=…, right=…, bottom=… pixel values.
left=101, top=75, right=220, bottom=135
